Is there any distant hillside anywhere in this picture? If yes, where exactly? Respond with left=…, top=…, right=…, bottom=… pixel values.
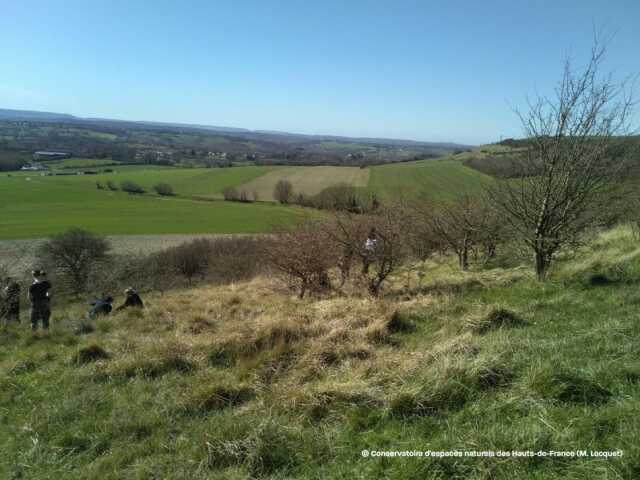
left=0, top=108, right=75, bottom=122
left=0, top=108, right=471, bottom=168
left=0, top=108, right=470, bottom=150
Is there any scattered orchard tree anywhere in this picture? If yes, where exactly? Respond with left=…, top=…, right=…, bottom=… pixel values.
left=489, top=39, right=635, bottom=278
left=421, top=196, right=498, bottom=270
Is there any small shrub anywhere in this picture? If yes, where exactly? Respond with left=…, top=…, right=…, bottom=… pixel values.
left=72, top=344, right=110, bottom=364
left=107, top=180, right=118, bottom=191
left=120, top=180, right=145, bottom=194
left=153, top=182, right=174, bottom=196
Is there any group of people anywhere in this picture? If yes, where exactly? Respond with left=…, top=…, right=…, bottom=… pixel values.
left=2, top=270, right=144, bottom=330
left=88, top=288, right=144, bottom=319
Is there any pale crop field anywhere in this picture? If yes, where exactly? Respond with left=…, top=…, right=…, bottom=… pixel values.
left=237, top=166, right=370, bottom=201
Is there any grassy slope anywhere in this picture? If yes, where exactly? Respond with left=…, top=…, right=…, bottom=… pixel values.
left=0, top=171, right=300, bottom=239
left=1, top=226, right=639, bottom=479
left=237, top=166, right=370, bottom=201
left=367, top=159, right=493, bottom=200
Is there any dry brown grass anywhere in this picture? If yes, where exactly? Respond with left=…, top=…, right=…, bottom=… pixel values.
left=68, top=256, right=529, bottom=418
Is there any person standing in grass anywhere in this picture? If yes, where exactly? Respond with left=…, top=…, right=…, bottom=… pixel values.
left=28, top=270, right=51, bottom=331
left=362, top=228, right=378, bottom=274
left=3, top=277, right=21, bottom=323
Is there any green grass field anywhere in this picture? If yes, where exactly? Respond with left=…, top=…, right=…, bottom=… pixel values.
left=1, top=160, right=489, bottom=239
left=237, top=165, right=370, bottom=201
left=368, top=159, right=493, bottom=200
left=0, top=172, right=300, bottom=239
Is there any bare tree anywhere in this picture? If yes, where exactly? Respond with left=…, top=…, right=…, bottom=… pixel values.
left=262, top=219, right=338, bottom=298
left=37, top=228, right=111, bottom=294
left=273, top=179, right=293, bottom=204
left=167, top=238, right=212, bottom=284
left=328, top=207, right=407, bottom=296
left=413, top=196, right=493, bottom=271
left=489, top=39, right=635, bottom=279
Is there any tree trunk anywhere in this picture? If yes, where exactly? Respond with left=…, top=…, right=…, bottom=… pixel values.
left=534, top=250, right=548, bottom=280
left=459, top=245, right=469, bottom=271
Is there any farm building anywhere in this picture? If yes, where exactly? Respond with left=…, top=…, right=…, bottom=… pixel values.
left=33, top=150, right=71, bottom=160
left=20, top=162, right=47, bottom=171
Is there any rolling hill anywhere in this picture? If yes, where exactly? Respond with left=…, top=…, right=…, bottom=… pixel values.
left=1, top=225, right=637, bottom=478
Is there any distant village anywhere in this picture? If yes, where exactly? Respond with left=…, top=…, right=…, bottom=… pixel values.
left=20, top=150, right=70, bottom=171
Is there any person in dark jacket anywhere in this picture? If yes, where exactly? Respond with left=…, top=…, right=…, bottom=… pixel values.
left=4, top=277, right=21, bottom=323
left=88, top=296, right=114, bottom=319
left=29, top=270, right=51, bottom=330
left=115, top=288, right=144, bottom=312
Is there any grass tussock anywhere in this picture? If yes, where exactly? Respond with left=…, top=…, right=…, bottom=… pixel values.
left=180, top=378, right=255, bottom=414
left=71, top=344, right=110, bottom=364
left=531, top=367, right=613, bottom=405
left=204, top=419, right=302, bottom=477
left=468, top=307, right=527, bottom=334
left=103, top=339, right=195, bottom=379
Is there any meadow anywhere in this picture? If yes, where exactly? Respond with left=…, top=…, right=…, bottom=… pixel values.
left=0, top=170, right=300, bottom=239
left=367, top=159, right=492, bottom=200
left=0, top=159, right=490, bottom=239
left=1, top=225, right=638, bottom=479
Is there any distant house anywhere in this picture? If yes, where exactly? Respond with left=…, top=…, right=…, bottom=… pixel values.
left=21, top=162, right=47, bottom=171
left=33, top=150, right=71, bottom=160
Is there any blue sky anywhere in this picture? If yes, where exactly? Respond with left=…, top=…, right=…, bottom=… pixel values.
left=1, top=0, right=638, bottom=144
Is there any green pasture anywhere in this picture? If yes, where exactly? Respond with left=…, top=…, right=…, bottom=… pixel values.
left=367, top=159, right=493, bottom=200
left=0, top=160, right=491, bottom=239
left=0, top=172, right=300, bottom=239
